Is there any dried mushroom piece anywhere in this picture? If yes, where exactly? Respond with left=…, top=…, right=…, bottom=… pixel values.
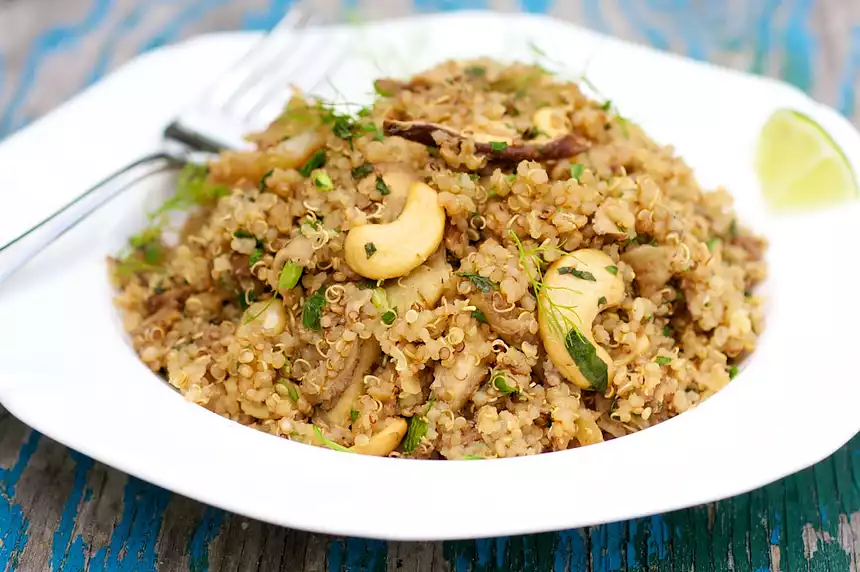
left=383, top=119, right=590, bottom=162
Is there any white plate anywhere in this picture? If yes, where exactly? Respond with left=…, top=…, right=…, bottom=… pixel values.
left=1, top=12, right=859, bottom=541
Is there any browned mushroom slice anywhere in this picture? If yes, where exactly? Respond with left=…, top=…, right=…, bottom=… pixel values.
left=383, top=119, right=590, bottom=161
left=469, top=292, right=538, bottom=347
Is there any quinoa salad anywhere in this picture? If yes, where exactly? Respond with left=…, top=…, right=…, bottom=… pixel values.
left=110, top=58, right=768, bottom=460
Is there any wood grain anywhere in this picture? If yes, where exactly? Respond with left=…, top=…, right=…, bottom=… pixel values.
left=1, top=0, right=859, bottom=570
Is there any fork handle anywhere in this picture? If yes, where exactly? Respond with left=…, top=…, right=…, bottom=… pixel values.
left=0, top=151, right=184, bottom=286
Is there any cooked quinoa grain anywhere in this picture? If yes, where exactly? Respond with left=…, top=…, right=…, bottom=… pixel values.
left=110, top=58, right=767, bottom=459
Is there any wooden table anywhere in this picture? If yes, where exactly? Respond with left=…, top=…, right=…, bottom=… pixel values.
left=1, top=1, right=859, bottom=570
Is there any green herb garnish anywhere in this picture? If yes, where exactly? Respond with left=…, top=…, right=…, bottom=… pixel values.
left=313, top=426, right=351, bottom=453
left=278, top=261, right=303, bottom=290
left=729, top=219, right=738, bottom=238
left=492, top=373, right=517, bottom=395
left=248, top=248, right=264, bottom=267
left=598, top=296, right=607, bottom=307
left=564, top=328, right=607, bottom=392
left=403, top=415, right=428, bottom=454
left=302, top=287, right=327, bottom=331
left=351, top=162, right=374, bottom=180
left=349, top=409, right=360, bottom=423
left=600, top=100, right=613, bottom=111
left=662, top=325, right=673, bottom=337
left=706, top=238, right=719, bottom=252
left=373, top=79, right=393, bottom=97
left=312, top=170, right=333, bottom=191
left=570, top=163, right=584, bottom=181
left=558, top=267, right=596, bottom=281
left=381, top=310, right=397, bottom=325
left=259, top=169, right=275, bottom=190
left=365, top=242, right=377, bottom=258
left=729, top=365, right=739, bottom=379
left=605, top=265, right=618, bottom=275
left=458, top=272, right=499, bottom=293
left=287, top=385, right=299, bottom=402
left=299, top=150, right=326, bottom=177
left=461, top=454, right=484, bottom=460
left=233, top=229, right=254, bottom=239
left=656, top=356, right=673, bottom=366
left=489, top=141, right=508, bottom=152
left=471, top=309, right=488, bottom=323
left=465, top=65, right=486, bottom=77
left=375, top=175, right=391, bottom=196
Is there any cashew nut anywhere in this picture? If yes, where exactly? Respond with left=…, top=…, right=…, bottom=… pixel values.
left=532, top=107, right=572, bottom=139
left=538, top=249, right=624, bottom=392
left=237, top=298, right=287, bottom=338
left=349, top=417, right=408, bottom=456
left=344, top=181, right=446, bottom=280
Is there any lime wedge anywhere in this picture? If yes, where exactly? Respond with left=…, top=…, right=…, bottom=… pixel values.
left=755, top=109, right=859, bottom=210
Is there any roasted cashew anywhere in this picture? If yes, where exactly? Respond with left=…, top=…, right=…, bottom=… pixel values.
left=538, top=249, right=624, bottom=392
left=344, top=181, right=446, bottom=280
left=349, top=417, right=408, bottom=456
left=237, top=298, right=288, bottom=338
left=532, top=107, right=572, bottom=139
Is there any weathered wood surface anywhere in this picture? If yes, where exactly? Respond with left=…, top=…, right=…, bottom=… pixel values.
left=1, top=1, right=859, bottom=570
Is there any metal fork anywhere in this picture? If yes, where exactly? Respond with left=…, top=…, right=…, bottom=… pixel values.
left=0, top=1, right=349, bottom=285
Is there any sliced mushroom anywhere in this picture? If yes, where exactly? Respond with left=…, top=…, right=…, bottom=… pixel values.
left=383, top=119, right=590, bottom=161
left=468, top=292, right=538, bottom=347
left=431, top=338, right=490, bottom=412
left=321, top=340, right=381, bottom=427
left=622, top=245, right=674, bottom=298
left=385, top=247, right=452, bottom=313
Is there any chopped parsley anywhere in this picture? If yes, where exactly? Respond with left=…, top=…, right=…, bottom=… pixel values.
left=492, top=373, right=517, bottom=395
left=238, top=289, right=257, bottom=311
left=259, top=169, right=275, bottom=190
left=351, top=162, right=374, bottom=180
left=311, top=170, right=333, bottom=191
left=465, top=65, right=486, bottom=77
left=471, top=309, right=488, bottom=323
left=655, top=356, right=673, bottom=366
left=233, top=229, right=254, bottom=239
left=301, top=287, right=327, bottom=331
left=598, top=296, right=607, bottom=307
left=458, top=272, right=499, bottom=293
left=278, top=261, right=303, bottom=290
left=403, top=415, right=428, bottom=454
left=706, top=238, right=719, bottom=252
left=298, top=150, right=326, bottom=177
left=375, top=175, right=391, bottom=196
left=600, top=100, right=613, bottom=111
left=489, top=141, right=508, bottom=152
left=564, top=327, right=607, bottom=392
left=662, top=325, right=673, bottom=337
left=570, top=163, right=585, bottom=181
left=381, top=310, right=397, bottom=325
left=349, top=409, right=360, bottom=423
left=605, top=265, right=618, bottom=275
left=558, top=267, right=596, bottom=281
left=364, top=242, right=377, bottom=258
left=729, top=365, right=739, bottom=379
left=248, top=248, right=264, bottom=267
